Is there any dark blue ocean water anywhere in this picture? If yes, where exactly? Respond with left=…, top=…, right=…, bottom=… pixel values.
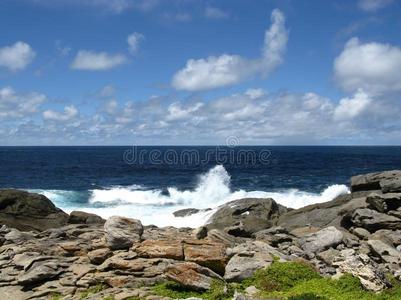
left=1, top=146, right=400, bottom=192
left=1, top=146, right=401, bottom=226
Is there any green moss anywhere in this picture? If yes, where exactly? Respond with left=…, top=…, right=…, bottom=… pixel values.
left=250, top=260, right=321, bottom=292
left=152, top=261, right=401, bottom=300
left=80, top=283, right=108, bottom=299
left=152, top=280, right=234, bottom=300
left=50, top=293, right=63, bottom=300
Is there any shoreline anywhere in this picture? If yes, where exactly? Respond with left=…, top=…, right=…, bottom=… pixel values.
left=0, top=170, right=400, bottom=299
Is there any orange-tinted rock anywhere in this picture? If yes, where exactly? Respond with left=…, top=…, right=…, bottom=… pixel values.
left=183, top=240, right=227, bottom=274
left=135, top=240, right=183, bottom=260
left=165, top=262, right=222, bottom=291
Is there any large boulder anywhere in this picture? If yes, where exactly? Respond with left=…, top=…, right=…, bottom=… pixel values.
left=135, top=240, right=184, bottom=260
left=351, top=170, right=401, bottom=192
left=348, top=208, right=401, bottom=232
left=104, top=216, right=143, bottom=250
left=277, top=194, right=366, bottom=231
left=366, top=193, right=401, bottom=213
left=0, top=189, right=69, bottom=231
left=206, top=198, right=287, bottom=235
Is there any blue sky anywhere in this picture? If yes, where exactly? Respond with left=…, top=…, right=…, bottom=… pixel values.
left=0, top=0, right=401, bottom=145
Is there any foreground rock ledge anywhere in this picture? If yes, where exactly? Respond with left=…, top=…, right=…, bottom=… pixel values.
left=0, top=170, right=400, bottom=299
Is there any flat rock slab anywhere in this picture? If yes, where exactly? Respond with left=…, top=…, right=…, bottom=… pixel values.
left=299, top=226, right=344, bottom=253
left=135, top=240, right=184, bottom=260
left=183, top=240, right=228, bottom=274
left=165, top=262, right=222, bottom=291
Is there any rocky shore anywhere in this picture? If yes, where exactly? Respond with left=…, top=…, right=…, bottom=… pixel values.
left=0, top=170, right=401, bottom=299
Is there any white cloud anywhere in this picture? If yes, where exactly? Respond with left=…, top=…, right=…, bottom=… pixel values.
left=333, top=89, right=372, bottom=121
left=172, top=9, right=288, bottom=91
left=0, top=41, right=36, bottom=71
left=334, top=38, right=401, bottom=94
left=358, top=0, right=393, bottom=11
left=204, top=6, right=229, bottom=19
left=0, top=87, right=46, bottom=119
left=43, top=105, right=78, bottom=121
left=71, top=50, right=127, bottom=71
left=165, top=102, right=203, bottom=121
left=127, top=32, right=144, bottom=54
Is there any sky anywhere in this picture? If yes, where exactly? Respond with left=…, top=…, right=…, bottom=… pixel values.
left=0, top=0, right=401, bottom=145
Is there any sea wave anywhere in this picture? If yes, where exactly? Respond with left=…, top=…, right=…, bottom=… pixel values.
left=29, top=165, right=349, bottom=227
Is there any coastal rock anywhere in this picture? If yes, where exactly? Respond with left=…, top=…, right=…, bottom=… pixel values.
left=299, top=226, right=344, bottom=253
left=0, top=189, right=69, bottom=231
left=193, top=226, right=208, bottom=239
left=333, top=249, right=390, bottom=292
left=224, top=252, right=273, bottom=282
left=207, top=198, right=287, bottom=235
left=87, top=248, right=112, bottom=265
left=104, top=216, right=143, bottom=250
left=349, top=208, right=401, bottom=232
left=316, top=248, right=340, bottom=266
left=164, top=262, right=222, bottom=291
left=183, top=240, right=227, bottom=274
left=367, top=239, right=401, bottom=265
left=135, top=240, right=184, bottom=260
left=350, top=227, right=371, bottom=240
left=380, top=178, right=401, bottom=193
left=18, top=260, right=67, bottom=286
left=366, top=193, right=401, bottom=213
left=277, top=194, right=368, bottom=231
left=68, top=211, right=105, bottom=225
left=351, top=170, right=401, bottom=192
left=173, top=208, right=211, bottom=217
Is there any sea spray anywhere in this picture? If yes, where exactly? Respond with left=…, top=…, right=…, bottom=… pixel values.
left=29, top=165, right=349, bottom=227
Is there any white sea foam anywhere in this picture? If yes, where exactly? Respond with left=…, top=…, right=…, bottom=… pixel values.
left=29, top=165, right=349, bottom=228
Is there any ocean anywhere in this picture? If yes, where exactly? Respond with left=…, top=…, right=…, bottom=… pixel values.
left=1, top=146, right=401, bottom=227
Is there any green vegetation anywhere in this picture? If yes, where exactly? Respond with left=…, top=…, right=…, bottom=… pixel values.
left=50, top=293, right=63, bottom=300
left=80, top=283, right=108, bottom=299
left=151, top=261, right=401, bottom=299
left=152, top=280, right=233, bottom=300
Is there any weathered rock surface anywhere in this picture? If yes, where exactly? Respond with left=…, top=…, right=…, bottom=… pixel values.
left=0, top=189, right=69, bottom=231
left=68, top=211, right=105, bottom=225
left=349, top=208, right=401, bottom=232
left=183, top=240, right=228, bottom=274
left=165, top=262, right=222, bottom=291
left=299, top=226, right=344, bottom=253
left=351, top=170, right=401, bottom=192
left=0, top=170, right=401, bottom=299
left=333, top=249, right=390, bottom=292
left=104, top=216, right=143, bottom=250
left=135, top=240, right=184, bottom=260
left=207, top=198, right=287, bottom=235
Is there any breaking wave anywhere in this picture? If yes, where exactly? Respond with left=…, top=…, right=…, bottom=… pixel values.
left=29, top=165, right=349, bottom=227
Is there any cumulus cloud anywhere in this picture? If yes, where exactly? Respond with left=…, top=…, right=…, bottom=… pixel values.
left=172, top=9, right=288, bottom=91
left=127, top=32, right=144, bottom=54
left=71, top=50, right=127, bottom=71
left=334, top=89, right=372, bottom=121
left=43, top=105, right=78, bottom=121
left=204, top=6, right=229, bottom=19
left=358, top=0, right=393, bottom=11
left=334, top=38, right=401, bottom=94
left=0, top=87, right=46, bottom=119
left=2, top=85, right=401, bottom=144
left=0, top=41, right=36, bottom=71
